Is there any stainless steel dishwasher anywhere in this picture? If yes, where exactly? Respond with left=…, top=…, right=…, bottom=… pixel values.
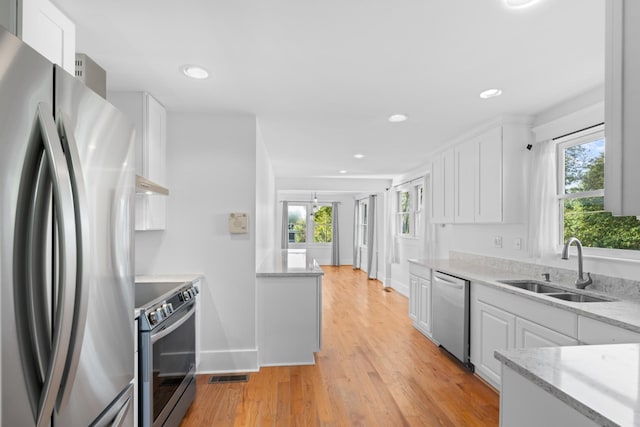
left=432, top=271, right=473, bottom=370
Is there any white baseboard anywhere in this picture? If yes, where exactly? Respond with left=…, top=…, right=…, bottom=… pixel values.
left=197, top=348, right=259, bottom=374
left=392, top=279, right=409, bottom=297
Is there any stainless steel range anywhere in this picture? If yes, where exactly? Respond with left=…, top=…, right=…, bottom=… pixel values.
left=136, top=281, right=199, bottom=427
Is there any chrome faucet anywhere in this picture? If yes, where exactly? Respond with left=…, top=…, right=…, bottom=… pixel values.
left=561, top=237, right=592, bottom=289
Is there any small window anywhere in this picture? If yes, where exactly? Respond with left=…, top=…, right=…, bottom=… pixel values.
left=558, top=131, right=640, bottom=250
left=313, top=205, right=332, bottom=243
left=398, top=190, right=411, bottom=235
left=287, top=203, right=332, bottom=245
left=287, top=205, right=307, bottom=243
left=360, top=201, right=368, bottom=246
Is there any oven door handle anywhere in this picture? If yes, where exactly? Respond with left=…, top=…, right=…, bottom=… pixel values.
left=151, top=305, right=195, bottom=344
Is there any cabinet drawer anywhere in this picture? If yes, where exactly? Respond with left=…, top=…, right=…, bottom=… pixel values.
left=474, top=283, right=578, bottom=338
left=578, top=316, right=640, bottom=344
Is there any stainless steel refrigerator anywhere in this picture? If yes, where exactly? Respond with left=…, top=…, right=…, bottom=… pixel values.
left=1, top=26, right=136, bottom=426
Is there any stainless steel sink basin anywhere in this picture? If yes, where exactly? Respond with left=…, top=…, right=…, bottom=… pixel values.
left=549, top=293, right=611, bottom=303
left=497, top=280, right=564, bottom=294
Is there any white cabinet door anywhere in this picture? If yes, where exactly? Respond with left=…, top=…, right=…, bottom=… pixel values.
left=20, top=0, right=75, bottom=74
left=516, top=317, right=578, bottom=348
left=409, top=275, right=418, bottom=321
left=108, top=92, right=168, bottom=230
left=141, top=94, right=167, bottom=230
left=417, top=278, right=431, bottom=335
left=431, top=149, right=454, bottom=223
left=605, top=0, right=640, bottom=216
left=578, top=316, right=640, bottom=345
left=475, top=127, right=503, bottom=223
left=473, top=300, right=515, bottom=388
left=454, top=140, right=475, bottom=223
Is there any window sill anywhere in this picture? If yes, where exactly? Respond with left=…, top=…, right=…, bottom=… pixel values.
left=555, top=246, right=640, bottom=263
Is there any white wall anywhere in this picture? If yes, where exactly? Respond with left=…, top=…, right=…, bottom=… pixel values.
left=135, top=112, right=259, bottom=373
left=255, top=123, right=276, bottom=268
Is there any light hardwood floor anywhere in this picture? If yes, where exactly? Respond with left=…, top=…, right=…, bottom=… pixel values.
left=181, top=266, right=499, bottom=426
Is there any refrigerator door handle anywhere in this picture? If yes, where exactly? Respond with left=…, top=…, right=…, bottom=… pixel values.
left=24, top=103, right=78, bottom=427
left=54, top=111, right=91, bottom=411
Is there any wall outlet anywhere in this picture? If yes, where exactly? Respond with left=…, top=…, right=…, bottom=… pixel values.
left=493, top=236, right=503, bottom=248
left=514, top=238, right=522, bottom=250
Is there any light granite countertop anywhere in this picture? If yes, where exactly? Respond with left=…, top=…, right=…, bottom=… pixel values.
left=256, top=249, right=324, bottom=277
left=495, top=344, right=640, bottom=427
left=408, top=258, right=640, bottom=333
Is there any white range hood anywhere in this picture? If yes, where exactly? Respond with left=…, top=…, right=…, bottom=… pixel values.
left=135, top=175, right=169, bottom=195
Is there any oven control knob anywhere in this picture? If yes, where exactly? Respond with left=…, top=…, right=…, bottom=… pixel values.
left=162, top=303, right=173, bottom=316
left=183, top=290, right=191, bottom=301
left=188, top=289, right=195, bottom=298
left=148, top=311, right=158, bottom=325
left=193, top=286, right=199, bottom=295
left=155, top=308, right=165, bottom=322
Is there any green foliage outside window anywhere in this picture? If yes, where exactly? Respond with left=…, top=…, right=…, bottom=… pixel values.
left=562, top=139, right=640, bottom=250
left=313, top=206, right=332, bottom=243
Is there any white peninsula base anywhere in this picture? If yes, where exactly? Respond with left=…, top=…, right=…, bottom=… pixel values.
left=257, top=250, right=323, bottom=367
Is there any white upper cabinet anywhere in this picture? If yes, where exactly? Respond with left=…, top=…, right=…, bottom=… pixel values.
left=431, top=148, right=454, bottom=223
left=454, top=139, right=475, bottom=223
left=604, top=0, right=640, bottom=216
left=19, top=0, right=76, bottom=74
left=108, top=92, right=168, bottom=231
left=474, top=127, right=503, bottom=223
left=431, top=122, right=530, bottom=224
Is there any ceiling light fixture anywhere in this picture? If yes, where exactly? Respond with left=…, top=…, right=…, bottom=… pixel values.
left=181, top=65, right=209, bottom=79
left=353, top=153, right=365, bottom=159
left=339, top=170, right=347, bottom=174
left=388, top=114, right=408, bottom=123
left=479, top=88, right=503, bottom=99
left=504, top=0, right=540, bottom=9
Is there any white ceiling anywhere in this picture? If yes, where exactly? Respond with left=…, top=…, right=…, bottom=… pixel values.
left=54, top=0, right=605, bottom=180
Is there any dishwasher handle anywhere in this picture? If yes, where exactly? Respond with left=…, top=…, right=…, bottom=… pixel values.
left=433, top=274, right=464, bottom=289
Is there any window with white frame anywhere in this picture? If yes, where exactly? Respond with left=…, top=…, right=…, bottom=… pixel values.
left=557, top=129, right=640, bottom=250
left=287, top=203, right=333, bottom=244
left=359, top=200, right=368, bottom=246
left=398, top=190, right=411, bottom=236
left=396, top=182, right=424, bottom=238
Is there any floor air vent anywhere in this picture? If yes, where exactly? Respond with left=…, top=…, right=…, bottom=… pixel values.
left=208, top=374, right=249, bottom=384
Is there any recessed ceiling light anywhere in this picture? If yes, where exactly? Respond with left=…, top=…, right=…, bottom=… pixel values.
left=353, top=153, right=365, bottom=159
left=388, top=114, right=408, bottom=123
left=339, top=170, right=347, bottom=174
left=504, top=0, right=540, bottom=9
left=479, top=88, right=503, bottom=99
left=181, top=65, right=209, bottom=79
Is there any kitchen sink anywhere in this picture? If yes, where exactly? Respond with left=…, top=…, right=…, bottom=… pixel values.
left=497, top=280, right=564, bottom=294
left=549, top=293, right=612, bottom=303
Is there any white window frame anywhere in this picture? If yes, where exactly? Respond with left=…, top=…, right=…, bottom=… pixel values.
left=359, top=199, right=368, bottom=247
left=287, top=202, right=333, bottom=246
left=555, top=126, right=640, bottom=260
left=396, top=182, right=424, bottom=239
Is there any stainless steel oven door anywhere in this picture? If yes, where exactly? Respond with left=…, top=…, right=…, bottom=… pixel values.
left=140, top=302, right=196, bottom=427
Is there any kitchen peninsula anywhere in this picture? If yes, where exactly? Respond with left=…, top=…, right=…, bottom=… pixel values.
left=256, top=249, right=324, bottom=366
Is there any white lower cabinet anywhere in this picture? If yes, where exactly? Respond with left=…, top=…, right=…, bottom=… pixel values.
left=472, top=300, right=515, bottom=388
left=578, top=315, right=640, bottom=344
left=409, top=275, right=419, bottom=321
left=417, top=277, right=432, bottom=335
left=471, top=282, right=578, bottom=389
left=408, top=263, right=433, bottom=339
left=515, top=317, right=578, bottom=348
